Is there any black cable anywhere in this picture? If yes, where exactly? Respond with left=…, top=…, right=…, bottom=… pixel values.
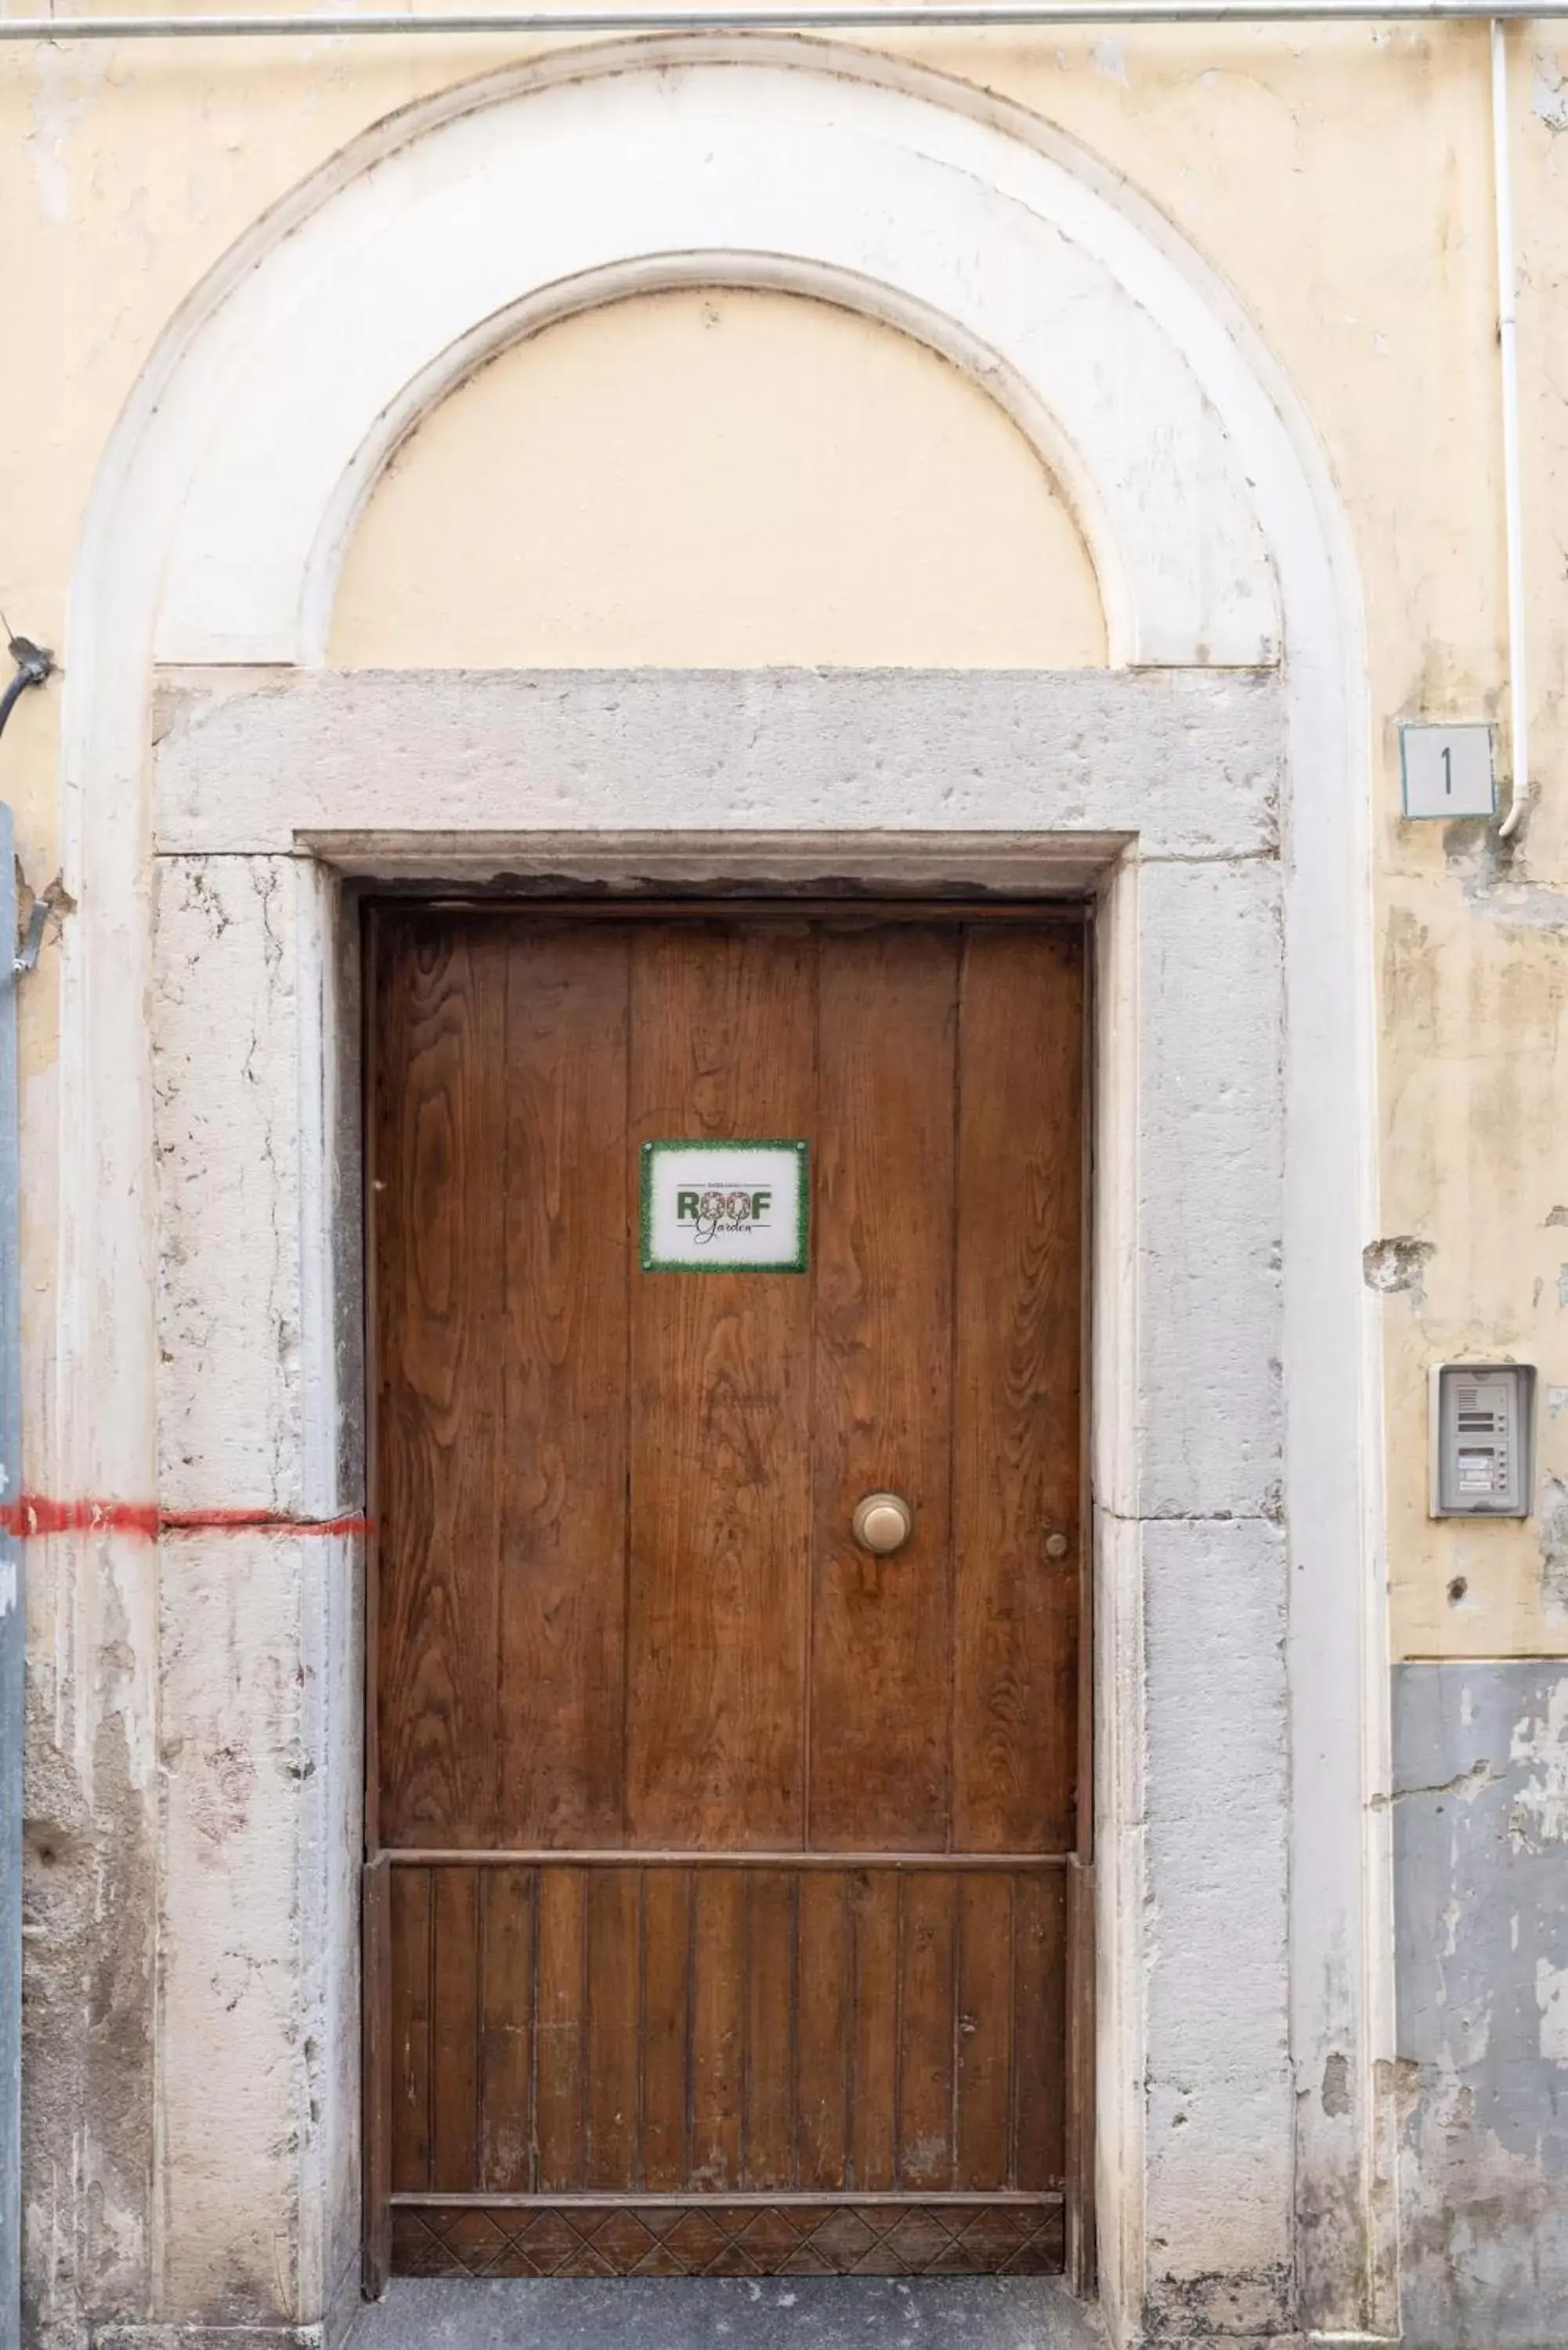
left=0, top=631, right=54, bottom=744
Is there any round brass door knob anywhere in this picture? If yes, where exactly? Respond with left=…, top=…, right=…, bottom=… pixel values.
left=853, top=1491, right=913, bottom=1554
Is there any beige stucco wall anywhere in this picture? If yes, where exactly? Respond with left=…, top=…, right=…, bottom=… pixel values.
left=331, top=287, right=1107, bottom=668
left=3, top=22, right=1566, bottom=1668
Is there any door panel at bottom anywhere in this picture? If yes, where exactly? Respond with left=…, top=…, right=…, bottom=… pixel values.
left=392, top=2200, right=1065, bottom=2280
left=388, top=1860, right=1067, bottom=2196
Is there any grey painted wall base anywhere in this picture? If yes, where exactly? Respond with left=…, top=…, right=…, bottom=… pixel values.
left=95, top=2332, right=336, bottom=2350
left=341, top=2276, right=1107, bottom=2350
left=1393, top=1661, right=1568, bottom=2349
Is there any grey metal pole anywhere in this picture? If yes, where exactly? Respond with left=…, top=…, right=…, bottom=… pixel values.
left=0, top=0, right=1566, bottom=34
left=0, top=805, right=20, bottom=2350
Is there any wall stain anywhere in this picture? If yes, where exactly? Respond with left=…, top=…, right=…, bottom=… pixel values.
left=1142, top=2260, right=1295, bottom=2339
left=1321, top=2050, right=1352, bottom=2117
left=23, top=1676, right=155, bottom=2348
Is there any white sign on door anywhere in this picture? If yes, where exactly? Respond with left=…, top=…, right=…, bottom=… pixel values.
left=641, top=1140, right=809, bottom=1273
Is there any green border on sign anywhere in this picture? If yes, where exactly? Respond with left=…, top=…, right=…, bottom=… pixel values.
left=641, top=1139, right=810, bottom=1273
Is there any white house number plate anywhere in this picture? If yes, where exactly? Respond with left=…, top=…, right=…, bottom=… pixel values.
left=641, top=1140, right=809, bottom=1273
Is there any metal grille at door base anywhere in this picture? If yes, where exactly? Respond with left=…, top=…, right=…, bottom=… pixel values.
left=392, top=2200, right=1066, bottom=2277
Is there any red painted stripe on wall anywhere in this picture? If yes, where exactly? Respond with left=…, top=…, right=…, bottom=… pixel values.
left=0, top=1496, right=373, bottom=1538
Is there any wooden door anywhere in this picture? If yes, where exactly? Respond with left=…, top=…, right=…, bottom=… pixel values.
left=366, top=906, right=1089, bottom=2284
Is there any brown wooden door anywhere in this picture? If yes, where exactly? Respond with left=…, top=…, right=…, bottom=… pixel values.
left=367, top=906, right=1088, bottom=2284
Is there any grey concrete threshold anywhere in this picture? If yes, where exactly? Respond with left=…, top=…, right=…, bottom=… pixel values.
left=346, top=2276, right=1107, bottom=2350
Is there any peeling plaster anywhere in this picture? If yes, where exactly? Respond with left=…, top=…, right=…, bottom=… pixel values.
left=1460, top=870, right=1568, bottom=932
left=1362, top=1234, right=1435, bottom=1305
left=1533, top=49, right=1568, bottom=133
left=1537, top=1959, right=1568, bottom=2064
left=1540, top=1477, right=1568, bottom=1618
left=1508, top=1677, right=1568, bottom=1849
left=1320, top=2052, right=1352, bottom=2118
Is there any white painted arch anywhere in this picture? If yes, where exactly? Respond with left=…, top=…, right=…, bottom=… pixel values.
left=150, top=52, right=1281, bottom=671
left=52, top=37, right=1388, bottom=2348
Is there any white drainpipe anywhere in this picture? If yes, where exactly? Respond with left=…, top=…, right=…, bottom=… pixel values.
left=1492, top=17, right=1530, bottom=837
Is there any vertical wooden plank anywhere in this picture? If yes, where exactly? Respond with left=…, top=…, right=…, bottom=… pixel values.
left=429, top=1867, right=480, bottom=2190
left=626, top=923, right=815, bottom=1847
left=810, top=930, right=957, bottom=1850
left=955, top=1872, right=1013, bottom=2193
left=499, top=927, right=630, bottom=1847
left=952, top=927, right=1085, bottom=1854
left=585, top=1868, right=641, bottom=2189
left=361, top=1856, right=392, bottom=2298
left=690, top=1868, right=746, bottom=2189
left=642, top=1868, right=691, bottom=2190
left=388, top=1865, right=431, bottom=2192
left=897, top=1871, right=956, bottom=2190
left=536, top=1867, right=586, bottom=2191
left=1013, top=1869, right=1069, bottom=2191
left=363, top=909, right=386, bottom=1862
left=796, top=1871, right=850, bottom=2190
left=478, top=1867, right=534, bottom=2192
left=374, top=915, right=508, bottom=1844
left=848, top=1871, right=898, bottom=2190
left=1075, top=930, right=1096, bottom=1870
left=744, top=1871, right=796, bottom=2189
